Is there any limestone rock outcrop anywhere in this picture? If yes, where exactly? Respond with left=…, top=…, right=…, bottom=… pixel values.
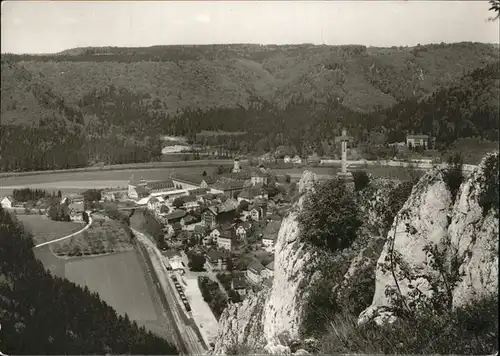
left=449, top=153, right=499, bottom=307
left=359, top=152, right=499, bottom=324
left=213, top=170, right=319, bottom=354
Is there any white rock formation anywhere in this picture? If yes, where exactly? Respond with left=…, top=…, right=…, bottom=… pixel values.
left=213, top=171, right=319, bottom=354
left=449, top=153, right=499, bottom=307
left=212, top=290, right=268, bottom=354
left=359, top=153, right=499, bottom=324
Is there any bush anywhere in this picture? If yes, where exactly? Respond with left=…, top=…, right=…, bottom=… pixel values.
left=443, top=152, right=464, bottom=203
left=197, top=276, right=228, bottom=320
left=188, top=253, right=206, bottom=272
left=383, top=181, right=414, bottom=232
left=298, top=179, right=361, bottom=253
left=478, top=154, right=499, bottom=218
left=320, top=294, right=498, bottom=355
left=352, top=170, right=370, bottom=191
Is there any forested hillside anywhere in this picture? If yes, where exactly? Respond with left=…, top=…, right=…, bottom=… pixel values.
left=2, top=42, right=497, bottom=119
left=0, top=208, right=178, bottom=355
left=1, top=42, right=498, bottom=172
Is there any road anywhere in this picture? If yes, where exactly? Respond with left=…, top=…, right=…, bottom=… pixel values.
left=33, top=211, right=93, bottom=248
left=132, top=228, right=208, bottom=355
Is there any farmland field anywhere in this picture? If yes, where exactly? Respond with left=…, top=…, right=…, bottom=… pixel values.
left=0, top=166, right=218, bottom=195
left=51, top=216, right=134, bottom=257
left=65, top=250, right=158, bottom=321
left=17, top=214, right=85, bottom=245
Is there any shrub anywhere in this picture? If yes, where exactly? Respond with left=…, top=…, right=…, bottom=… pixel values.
left=352, top=170, right=370, bottom=191
left=382, top=181, right=414, bottom=232
left=320, top=294, right=498, bottom=355
left=187, top=253, right=206, bottom=272
left=478, top=153, right=499, bottom=218
left=298, top=179, right=361, bottom=253
left=443, top=152, right=464, bottom=203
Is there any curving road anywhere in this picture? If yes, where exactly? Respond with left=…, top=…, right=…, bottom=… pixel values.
left=33, top=211, right=93, bottom=248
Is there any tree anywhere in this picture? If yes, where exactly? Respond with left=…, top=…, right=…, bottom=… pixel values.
left=188, top=253, right=206, bottom=272
left=202, top=170, right=207, bottom=176
left=57, top=190, right=62, bottom=198
left=443, top=152, right=464, bottom=202
left=383, top=181, right=414, bottom=231
left=238, top=200, right=250, bottom=212
left=297, top=179, right=361, bottom=253
left=489, top=0, right=500, bottom=20
left=352, top=170, right=370, bottom=191
left=172, top=197, right=184, bottom=209
left=83, top=189, right=102, bottom=203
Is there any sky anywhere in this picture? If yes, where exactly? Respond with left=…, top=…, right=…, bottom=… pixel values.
left=1, top=1, right=499, bottom=54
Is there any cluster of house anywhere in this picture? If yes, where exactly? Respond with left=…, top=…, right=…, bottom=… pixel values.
left=124, top=159, right=289, bottom=292
left=1, top=193, right=86, bottom=222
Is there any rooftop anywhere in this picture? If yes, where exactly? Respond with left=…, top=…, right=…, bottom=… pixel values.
left=263, top=221, right=281, bottom=239
left=194, top=225, right=207, bottom=233
left=265, top=261, right=274, bottom=271
left=212, top=180, right=246, bottom=191
left=181, top=195, right=198, bottom=203
left=248, top=261, right=265, bottom=273
left=407, top=134, right=429, bottom=139
left=170, top=172, right=217, bottom=186
left=219, top=229, right=236, bottom=240
left=207, top=249, right=229, bottom=262
left=165, top=210, right=187, bottom=220
left=188, top=188, right=209, bottom=196
left=148, top=180, right=175, bottom=190
left=232, top=277, right=248, bottom=290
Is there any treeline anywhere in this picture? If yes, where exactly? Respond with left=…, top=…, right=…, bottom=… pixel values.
left=12, top=188, right=60, bottom=202
left=0, top=124, right=162, bottom=172
left=0, top=207, right=178, bottom=355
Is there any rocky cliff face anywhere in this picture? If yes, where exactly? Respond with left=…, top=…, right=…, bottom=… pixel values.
left=213, top=171, right=319, bottom=354
left=214, top=154, right=498, bottom=353
left=360, top=152, right=499, bottom=324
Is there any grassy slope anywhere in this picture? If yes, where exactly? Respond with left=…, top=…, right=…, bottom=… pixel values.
left=2, top=42, right=498, bottom=126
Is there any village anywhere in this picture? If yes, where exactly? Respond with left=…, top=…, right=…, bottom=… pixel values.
left=124, top=159, right=294, bottom=302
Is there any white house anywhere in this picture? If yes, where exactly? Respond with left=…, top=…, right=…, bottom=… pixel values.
left=246, top=261, right=264, bottom=284
left=406, top=134, right=430, bottom=149
left=283, top=155, right=292, bottom=164
left=250, top=207, right=264, bottom=221
left=69, top=202, right=85, bottom=222
left=291, top=155, right=302, bottom=164
left=232, top=277, right=248, bottom=296
left=210, top=228, right=221, bottom=242
left=181, top=195, right=200, bottom=212
left=217, top=228, right=235, bottom=251
left=236, top=222, right=252, bottom=240
left=1, top=196, right=14, bottom=209
left=147, top=196, right=165, bottom=213
left=262, top=221, right=281, bottom=252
